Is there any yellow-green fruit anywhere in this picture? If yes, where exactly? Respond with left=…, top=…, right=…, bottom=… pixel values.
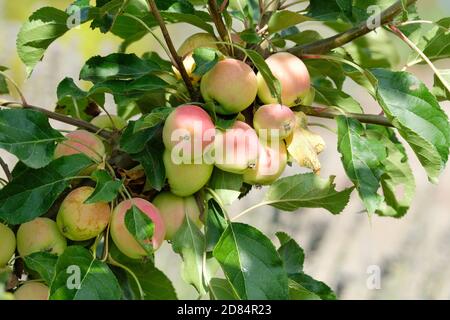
left=54, top=130, right=106, bottom=162
left=163, top=149, right=213, bottom=196
left=57, top=186, right=111, bottom=241
left=152, top=192, right=202, bottom=240
left=201, top=59, right=258, bottom=115
left=14, top=282, right=49, bottom=300
left=0, top=224, right=16, bottom=266
left=17, top=218, right=67, bottom=257
left=91, top=115, right=127, bottom=131
left=178, top=32, right=218, bottom=57
left=244, top=140, right=288, bottom=185
left=253, top=104, right=296, bottom=140
left=257, top=52, right=311, bottom=106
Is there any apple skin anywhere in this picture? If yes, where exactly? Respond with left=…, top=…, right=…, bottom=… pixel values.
left=163, top=149, right=214, bottom=197
left=110, top=198, right=166, bottom=259
left=14, top=282, right=49, bottom=300
left=163, top=105, right=215, bottom=161
left=214, top=121, right=259, bottom=174
left=243, top=140, right=288, bottom=185
left=200, top=59, right=258, bottom=115
left=0, top=224, right=16, bottom=266
left=57, top=186, right=111, bottom=241
left=253, top=104, right=296, bottom=140
left=17, top=218, right=67, bottom=257
left=90, top=115, right=127, bottom=131
left=152, top=192, right=202, bottom=240
left=257, top=52, right=311, bottom=106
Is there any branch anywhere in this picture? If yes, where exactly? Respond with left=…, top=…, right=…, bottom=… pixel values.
left=293, top=105, right=393, bottom=127
left=0, top=156, right=12, bottom=182
left=208, top=0, right=231, bottom=53
left=0, top=101, right=113, bottom=140
left=288, top=0, right=418, bottom=56
left=146, top=0, right=196, bottom=100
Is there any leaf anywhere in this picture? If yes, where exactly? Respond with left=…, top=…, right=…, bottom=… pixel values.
left=50, top=246, right=121, bottom=300
left=0, top=66, right=9, bottom=95
left=0, top=109, right=64, bottom=168
left=238, top=28, right=262, bottom=44
left=84, top=170, right=122, bottom=204
left=264, top=173, right=354, bottom=214
left=286, top=112, right=326, bottom=174
left=17, top=7, right=70, bottom=76
left=0, top=154, right=94, bottom=225
left=205, top=198, right=228, bottom=252
left=337, top=116, right=386, bottom=214
left=314, top=85, right=363, bottom=113
left=213, top=223, right=289, bottom=300
left=208, top=168, right=243, bottom=205
left=193, top=48, right=220, bottom=76
left=56, top=78, right=104, bottom=121
left=172, top=216, right=207, bottom=295
left=23, top=252, right=58, bottom=286
left=432, top=69, right=450, bottom=101
left=268, top=10, right=310, bottom=34
left=289, top=273, right=336, bottom=300
left=132, top=142, right=166, bottom=191
left=209, top=278, right=238, bottom=300
left=80, top=53, right=160, bottom=82
left=280, top=29, right=322, bottom=46
left=276, top=232, right=304, bottom=275
left=125, top=205, right=155, bottom=256
left=367, top=126, right=416, bottom=218
left=119, top=121, right=162, bottom=154
left=307, top=0, right=351, bottom=21
left=305, top=59, right=346, bottom=90
left=372, top=69, right=450, bottom=182
left=133, top=107, right=172, bottom=132
left=109, top=244, right=177, bottom=300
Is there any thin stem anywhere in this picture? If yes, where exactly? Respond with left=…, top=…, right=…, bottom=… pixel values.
left=389, top=25, right=450, bottom=94
left=232, top=201, right=270, bottom=221
left=0, top=157, right=12, bottom=182
left=108, top=254, right=145, bottom=300
left=0, top=70, right=28, bottom=106
left=146, top=0, right=196, bottom=100
left=205, top=188, right=231, bottom=221
left=208, top=0, right=231, bottom=54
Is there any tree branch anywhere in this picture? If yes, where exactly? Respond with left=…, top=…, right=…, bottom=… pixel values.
left=293, top=105, right=393, bottom=127
left=288, top=0, right=418, bottom=56
left=147, top=0, right=196, bottom=100
left=208, top=0, right=231, bottom=53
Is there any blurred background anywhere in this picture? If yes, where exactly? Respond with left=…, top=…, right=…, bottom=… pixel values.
left=1, top=0, right=449, bottom=299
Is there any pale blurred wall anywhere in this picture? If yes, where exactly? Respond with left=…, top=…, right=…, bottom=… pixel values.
left=0, top=0, right=449, bottom=299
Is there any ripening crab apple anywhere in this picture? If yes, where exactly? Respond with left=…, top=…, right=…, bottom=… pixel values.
left=0, top=223, right=16, bottom=266
left=110, top=198, right=166, bottom=259
left=152, top=192, right=203, bottom=240
left=16, top=217, right=67, bottom=257
left=201, top=58, right=258, bottom=115
left=56, top=186, right=111, bottom=241
left=90, top=114, right=127, bottom=131
left=257, top=52, right=311, bottom=106
left=163, top=104, right=215, bottom=161
left=253, top=104, right=296, bottom=140
left=213, top=121, right=260, bottom=174
left=14, top=282, right=49, bottom=300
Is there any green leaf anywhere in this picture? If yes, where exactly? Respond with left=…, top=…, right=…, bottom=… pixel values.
left=133, top=107, right=172, bottom=132
left=289, top=273, right=336, bottom=300
left=119, top=120, right=162, bottom=154
left=23, top=252, right=58, bottom=286
left=213, top=223, right=289, bottom=300
left=372, top=68, right=450, bottom=182
left=50, top=246, right=121, bottom=300
left=367, top=126, right=416, bottom=218
left=305, top=59, right=346, bottom=90
left=208, top=168, right=243, bottom=205
left=0, top=109, right=64, bottom=168
left=172, top=216, right=207, bottom=295
left=124, top=205, right=155, bottom=256
left=307, top=0, right=351, bottom=21
left=205, top=198, right=228, bottom=252
left=264, top=173, right=354, bottom=214
left=132, top=142, right=166, bottom=191
left=432, top=69, right=450, bottom=101
left=109, top=244, right=177, bottom=300
left=193, top=48, right=220, bottom=76
left=238, top=28, right=262, bottom=44
left=276, top=232, right=304, bottom=275
left=0, top=66, right=9, bottom=95
left=313, top=85, right=363, bottom=113
left=17, top=7, right=70, bottom=76
left=280, top=29, right=322, bottom=46
left=209, top=278, right=238, bottom=300
left=337, top=116, right=386, bottom=214
left=268, top=10, right=310, bottom=34
left=0, top=154, right=94, bottom=225
left=56, top=78, right=104, bottom=121
left=84, top=170, right=122, bottom=204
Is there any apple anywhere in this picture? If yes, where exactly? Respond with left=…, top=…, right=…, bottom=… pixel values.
left=253, top=104, right=296, bottom=140
left=14, top=282, right=49, bottom=300
left=152, top=192, right=202, bottom=240
left=57, top=186, right=111, bottom=241
left=54, top=130, right=106, bottom=165
left=163, top=104, right=215, bottom=162
left=110, top=198, right=166, bottom=259
left=257, top=52, right=310, bottom=106
left=163, top=149, right=213, bottom=197
left=90, top=115, right=127, bottom=131
left=0, top=224, right=16, bottom=266
left=213, top=121, right=259, bottom=174
left=243, top=140, right=288, bottom=185
left=200, top=59, right=258, bottom=115
left=16, top=217, right=67, bottom=257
